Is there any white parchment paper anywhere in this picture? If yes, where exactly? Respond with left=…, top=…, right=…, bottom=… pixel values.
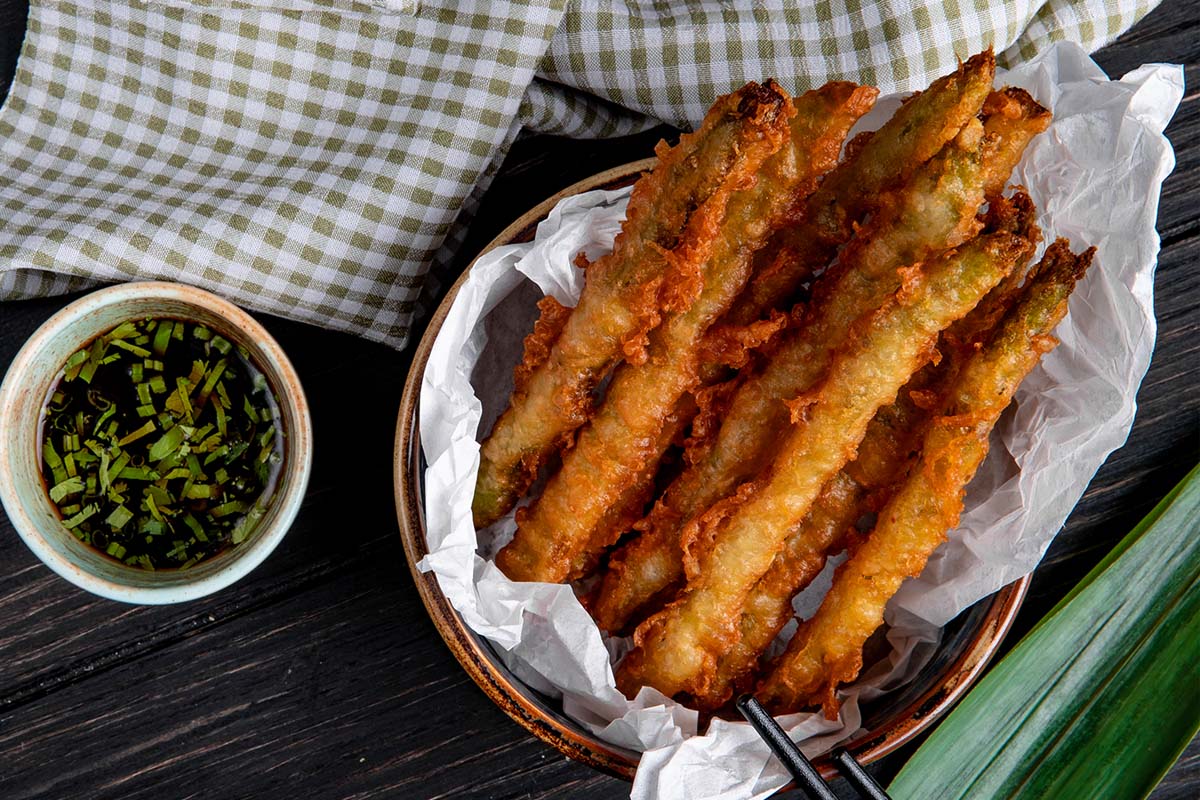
left=417, top=42, right=1183, bottom=800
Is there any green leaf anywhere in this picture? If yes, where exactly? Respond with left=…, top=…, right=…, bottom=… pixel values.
left=890, top=464, right=1200, bottom=800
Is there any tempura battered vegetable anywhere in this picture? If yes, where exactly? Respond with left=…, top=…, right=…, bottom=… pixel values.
left=698, top=194, right=1042, bottom=708
left=697, top=370, right=938, bottom=709
left=574, top=396, right=694, bottom=580
left=757, top=240, right=1095, bottom=717
left=615, top=231, right=1026, bottom=700
left=472, top=81, right=794, bottom=529
left=810, top=50, right=996, bottom=238
left=465, top=51, right=1077, bottom=721
left=722, top=50, right=997, bottom=327
left=591, top=122, right=991, bottom=632
left=497, top=83, right=875, bottom=584
left=979, top=87, right=1052, bottom=196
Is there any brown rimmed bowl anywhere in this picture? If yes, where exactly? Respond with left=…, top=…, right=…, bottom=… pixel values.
left=393, top=159, right=1029, bottom=783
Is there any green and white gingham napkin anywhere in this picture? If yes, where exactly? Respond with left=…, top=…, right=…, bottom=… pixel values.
left=0, top=0, right=1157, bottom=348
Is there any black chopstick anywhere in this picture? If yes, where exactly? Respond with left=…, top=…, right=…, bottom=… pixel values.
left=735, top=695, right=893, bottom=800
left=832, top=748, right=893, bottom=800
left=735, top=695, right=837, bottom=800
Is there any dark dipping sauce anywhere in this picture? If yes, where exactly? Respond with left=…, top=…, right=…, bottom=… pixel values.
left=39, top=317, right=286, bottom=571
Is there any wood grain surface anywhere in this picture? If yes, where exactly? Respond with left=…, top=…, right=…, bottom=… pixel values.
left=0, top=2, right=1197, bottom=798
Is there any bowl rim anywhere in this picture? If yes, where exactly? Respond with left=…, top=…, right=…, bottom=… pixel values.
left=393, top=160, right=1029, bottom=781
left=0, top=281, right=314, bottom=604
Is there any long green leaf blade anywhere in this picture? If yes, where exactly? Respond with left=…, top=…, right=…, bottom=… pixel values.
left=890, top=463, right=1200, bottom=800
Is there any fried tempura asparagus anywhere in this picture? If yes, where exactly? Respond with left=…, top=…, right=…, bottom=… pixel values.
left=472, top=82, right=794, bottom=529
left=723, top=49, right=997, bottom=326
left=979, top=87, right=1052, bottom=196
left=757, top=240, right=1095, bottom=717
left=696, top=370, right=938, bottom=709
left=575, top=396, right=695, bottom=579
left=699, top=193, right=1043, bottom=708
left=496, top=84, right=875, bottom=584
left=591, top=120, right=991, bottom=632
left=615, top=231, right=1027, bottom=701
left=813, top=50, right=996, bottom=237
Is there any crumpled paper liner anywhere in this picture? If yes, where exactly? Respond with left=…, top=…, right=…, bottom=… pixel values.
left=417, top=41, right=1182, bottom=800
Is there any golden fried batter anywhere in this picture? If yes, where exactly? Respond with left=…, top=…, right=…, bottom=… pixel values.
left=496, top=84, right=873, bottom=584
left=473, top=81, right=794, bottom=529
left=591, top=121, right=991, bottom=632
left=616, top=230, right=1025, bottom=701
left=757, top=240, right=1094, bottom=717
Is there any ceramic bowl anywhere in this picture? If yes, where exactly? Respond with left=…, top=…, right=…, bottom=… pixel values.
left=0, top=282, right=313, bottom=604
left=393, top=161, right=1029, bottom=780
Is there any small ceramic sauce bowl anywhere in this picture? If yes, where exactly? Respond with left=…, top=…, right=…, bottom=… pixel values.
left=0, top=282, right=312, bottom=604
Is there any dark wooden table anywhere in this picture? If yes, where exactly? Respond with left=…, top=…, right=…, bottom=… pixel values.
left=1, top=3, right=1196, bottom=798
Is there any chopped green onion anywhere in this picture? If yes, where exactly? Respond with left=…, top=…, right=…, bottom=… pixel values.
left=78, top=339, right=107, bottom=384
left=211, top=500, right=248, bottom=518
left=187, top=360, right=206, bottom=385
left=63, top=504, right=99, bottom=529
left=184, top=484, right=220, bottom=500
left=105, top=505, right=134, bottom=531
left=42, top=316, right=284, bottom=571
left=117, top=420, right=157, bottom=447
left=111, top=338, right=151, bottom=357
left=151, top=320, right=173, bottom=356
left=62, top=349, right=89, bottom=381
left=243, top=395, right=259, bottom=423
left=148, top=425, right=186, bottom=462
left=93, top=405, right=117, bottom=435
left=43, top=439, right=63, bottom=469
left=103, top=450, right=130, bottom=492
left=105, top=321, right=139, bottom=340
left=175, top=377, right=194, bottom=421
left=183, top=514, right=207, bottom=541
left=49, top=476, right=84, bottom=503
left=118, top=466, right=159, bottom=481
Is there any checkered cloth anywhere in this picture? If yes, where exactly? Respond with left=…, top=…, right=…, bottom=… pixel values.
left=0, top=0, right=1157, bottom=348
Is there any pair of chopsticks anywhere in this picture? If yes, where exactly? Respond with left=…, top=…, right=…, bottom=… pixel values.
left=736, top=695, right=893, bottom=800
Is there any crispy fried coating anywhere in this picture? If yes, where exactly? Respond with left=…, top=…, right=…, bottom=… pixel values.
left=588, top=79, right=1047, bottom=634
left=696, top=369, right=938, bottom=709
left=757, top=240, right=1094, bottom=717
left=496, top=84, right=873, bottom=584
left=979, top=87, right=1052, bottom=196
left=697, top=201, right=1040, bottom=710
left=615, top=231, right=1025, bottom=700
left=573, top=396, right=695, bottom=580
left=590, top=124, right=991, bottom=633
left=721, top=50, right=997, bottom=328
left=512, top=296, right=572, bottom=396
left=473, top=82, right=794, bottom=529
left=948, top=188, right=1043, bottom=348
left=812, top=50, right=997, bottom=239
